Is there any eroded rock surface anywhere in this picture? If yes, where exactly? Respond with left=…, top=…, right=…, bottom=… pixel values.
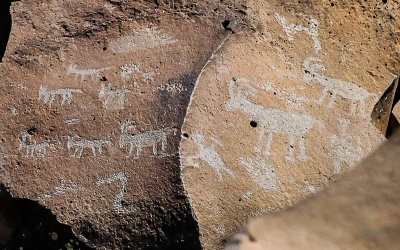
left=180, top=0, right=400, bottom=248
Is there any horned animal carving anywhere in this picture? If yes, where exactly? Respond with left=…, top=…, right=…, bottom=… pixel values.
left=119, top=121, right=177, bottom=158
left=226, top=78, right=322, bottom=162
left=303, top=57, right=378, bottom=117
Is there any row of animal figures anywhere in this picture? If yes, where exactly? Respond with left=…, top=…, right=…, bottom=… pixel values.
left=19, top=121, right=177, bottom=158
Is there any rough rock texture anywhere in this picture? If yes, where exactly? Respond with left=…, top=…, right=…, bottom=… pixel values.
left=180, top=0, right=400, bottom=248
left=0, top=0, right=248, bottom=249
left=226, top=130, right=400, bottom=250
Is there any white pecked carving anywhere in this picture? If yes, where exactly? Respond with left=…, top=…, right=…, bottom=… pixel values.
left=99, top=83, right=133, bottom=110
left=66, top=135, right=110, bottom=158
left=19, top=132, right=56, bottom=158
left=38, top=85, right=83, bottom=107
left=67, top=64, right=113, bottom=82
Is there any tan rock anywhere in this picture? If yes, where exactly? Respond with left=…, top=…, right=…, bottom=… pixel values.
left=180, top=0, right=400, bottom=248
left=226, top=130, right=400, bottom=250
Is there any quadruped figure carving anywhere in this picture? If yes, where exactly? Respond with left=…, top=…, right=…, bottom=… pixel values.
left=19, top=132, right=56, bottom=157
left=119, top=120, right=177, bottom=158
left=99, top=83, right=132, bottom=110
left=66, top=135, right=110, bottom=158
left=226, top=78, right=322, bottom=162
left=38, top=85, right=83, bottom=107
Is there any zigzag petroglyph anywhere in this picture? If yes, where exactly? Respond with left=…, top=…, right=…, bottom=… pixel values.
left=187, top=132, right=235, bottom=181
left=96, top=172, right=136, bottom=213
left=67, top=135, right=110, bottom=158
left=119, top=121, right=177, bottom=158
left=38, top=85, right=83, bottom=107
left=226, top=78, right=323, bottom=162
left=304, top=57, right=378, bottom=117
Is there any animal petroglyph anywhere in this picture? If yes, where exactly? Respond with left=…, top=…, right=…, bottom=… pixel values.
left=157, top=83, right=187, bottom=93
left=109, top=27, right=178, bottom=53
left=187, top=132, right=234, bottom=181
left=304, top=57, right=378, bottom=117
left=226, top=78, right=322, bottom=162
left=120, top=63, right=155, bottom=81
left=99, top=83, right=133, bottom=110
left=275, top=13, right=321, bottom=53
left=65, top=118, right=80, bottom=125
left=19, top=132, right=56, bottom=157
left=67, top=64, right=113, bottom=81
left=96, top=172, right=136, bottom=213
left=43, top=179, right=84, bottom=199
left=119, top=121, right=177, bottom=158
left=240, top=156, right=279, bottom=191
left=329, top=118, right=364, bottom=174
left=67, top=135, right=110, bottom=158
left=38, top=85, right=83, bottom=107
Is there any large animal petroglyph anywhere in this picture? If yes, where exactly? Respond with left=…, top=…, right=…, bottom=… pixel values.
left=304, top=57, right=378, bottom=117
left=119, top=121, right=177, bottom=158
left=275, top=13, right=321, bottom=53
left=226, top=78, right=322, bottom=162
left=67, top=64, right=113, bottom=81
left=38, top=85, right=83, bottom=107
left=187, top=132, right=235, bottom=181
left=96, top=172, right=136, bottom=213
left=66, top=135, right=110, bottom=158
left=99, top=83, right=133, bottom=109
left=240, top=156, right=279, bottom=191
left=329, top=118, right=364, bottom=174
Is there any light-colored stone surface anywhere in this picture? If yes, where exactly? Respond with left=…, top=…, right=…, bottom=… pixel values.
left=180, top=0, right=400, bottom=248
left=226, top=130, right=400, bottom=250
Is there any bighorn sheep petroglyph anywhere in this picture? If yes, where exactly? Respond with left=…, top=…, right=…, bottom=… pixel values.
left=226, top=78, right=322, bottom=162
left=303, top=57, right=378, bottom=117
left=119, top=121, right=177, bottom=158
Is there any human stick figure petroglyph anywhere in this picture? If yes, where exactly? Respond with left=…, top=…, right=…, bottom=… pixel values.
left=240, top=156, right=279, bottom=191
left=275, top=13, right=321, bottom=53
left=67, top=64, right=113, bottom=81
left=187, top=132, right=235, bottom=181
left=226, top=78, right=323, bottom=162
left=119, top=121, right=177, bottom=158
left=99, top=83, right=133, bottom=110
left=66, top=135, right=110, bottom=158
left=329, top=118, right=364, bottom=174
left=19, top=132, right=56, bottom=157
left=304, top=57, right=378, bottom=117
left=96, top=172, right=136, bottom=213
left=38, top=85, right=83, bottom=107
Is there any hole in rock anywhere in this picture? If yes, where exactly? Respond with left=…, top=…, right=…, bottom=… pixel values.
left=250, top=121, right=258, bottom=128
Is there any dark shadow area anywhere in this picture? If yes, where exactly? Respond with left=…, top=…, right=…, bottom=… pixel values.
left=0, top=184, right=93, bottom=250
left=0, top=0, right=15, bottom=63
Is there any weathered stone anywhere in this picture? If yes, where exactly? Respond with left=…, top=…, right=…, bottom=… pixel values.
left=0, top=0, right=248, bottom=248
left=226, top=130, right=400, bottom=250
left=180, top=0, right=400, bottom=248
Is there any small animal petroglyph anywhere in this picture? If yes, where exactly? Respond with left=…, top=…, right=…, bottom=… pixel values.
left=96, top=172, right=136, bottom=213
left=19, top=132, right=56, bottom=157
left=119, top=121, right=177, bottom=158
left=99, top=83, right=133, bottom=110
left=304, top=57, right=378, bottom=117
left=38, top=85, right=83, bottom=107
left=275, top=13, right=321, bottom=53
left=157, top=83, right=187, bottom=93
left=43, top=179, right=84, bottom=199
left=65, top=118, right=80, bottom=125
left=187, top=132, right=235, bottom=181
left=227, top=78, right=322, bottom=162
left=329, top=118, right=364, bottom=174
left=240, top=156, right=279, bottom=191
left=109, top=27, right=178, bottom=53
left=66, top=135, right=110, bottom=158
left=67, top=64, right=113, bottom=81
left=120, top=63, right=155, bottom=81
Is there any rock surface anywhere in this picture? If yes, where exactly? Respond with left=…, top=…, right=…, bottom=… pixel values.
left=226, top=130, right=400, bottom=250
left=180, top=0, right=400, bottom=248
